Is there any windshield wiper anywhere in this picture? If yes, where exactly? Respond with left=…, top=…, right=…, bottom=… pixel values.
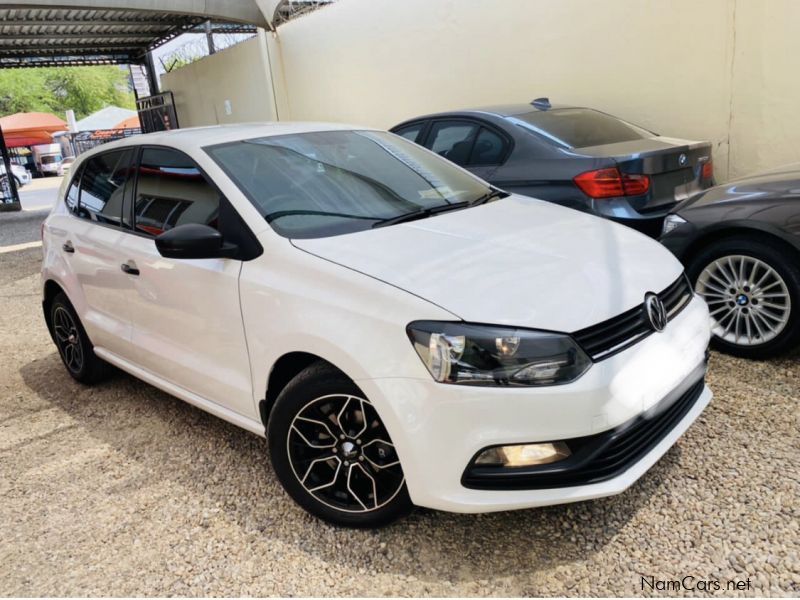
left=468, top=189, right=508, bottom=206
left=267, top=209, right=379, bottom=223
left=372, top=189, right=507, bottom=229
left=372, top=202, right=468, bottom=229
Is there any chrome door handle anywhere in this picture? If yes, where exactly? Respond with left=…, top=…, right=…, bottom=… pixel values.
left=120, top=263, right=140, bottom=276
left=62, top=242, right=74, bottom=253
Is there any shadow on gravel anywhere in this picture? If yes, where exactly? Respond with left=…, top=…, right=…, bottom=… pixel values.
left=20, top=352, right=672, bottom=585
left=0, top=246, right=43, bottom=288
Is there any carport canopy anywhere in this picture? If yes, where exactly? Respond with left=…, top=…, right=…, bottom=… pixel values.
left=0, top=0, right=269, bottom=68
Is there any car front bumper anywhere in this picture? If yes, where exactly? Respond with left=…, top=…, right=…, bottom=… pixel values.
left=356, top=295, right=712, bottom=513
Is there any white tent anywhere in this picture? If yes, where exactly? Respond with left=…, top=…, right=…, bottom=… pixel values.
left=74, top=107, right=138, bottom=132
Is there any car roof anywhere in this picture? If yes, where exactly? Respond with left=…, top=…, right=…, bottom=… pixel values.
left=395, top=102, right=583, bottom=124
left=77, top=121, right=377, bottom=159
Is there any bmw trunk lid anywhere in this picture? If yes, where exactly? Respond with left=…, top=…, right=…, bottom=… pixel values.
left=575, top=137, right=714, bottom=212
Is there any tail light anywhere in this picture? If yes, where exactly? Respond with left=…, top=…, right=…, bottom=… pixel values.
left=574, top=168, right=650, bottom=199
left=701, top=160, right=714, bottom=181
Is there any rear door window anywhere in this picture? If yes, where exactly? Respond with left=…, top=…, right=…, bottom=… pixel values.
left=508, top=108, right=652, bottom=149
left=75, top=150, right=133, bottom=226
left=469, top=128, right=508, bottom=166
left=65, top=167, right=82, bottom=213
left=426, top=121, right=479, bottom=166
left=393, top=122, right=426, bottom=143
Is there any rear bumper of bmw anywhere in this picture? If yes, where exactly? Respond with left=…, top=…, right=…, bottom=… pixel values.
left=356, top=295, right=712, bottom=513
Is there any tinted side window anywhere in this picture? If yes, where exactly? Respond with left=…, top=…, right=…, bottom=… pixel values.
left=427, top=121, right=479, bottom=166
left=469, top=128, right=507, bottom=166
left=393, top=123, right=425, bottom=143
left=134, top=148, right=220, bottom=237
left=76, top=151, right=131, bottom=225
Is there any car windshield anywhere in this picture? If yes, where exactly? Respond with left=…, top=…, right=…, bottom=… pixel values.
left=507, top=108, right=653, bottom=149
left=206, top=130, right=493, bottom=239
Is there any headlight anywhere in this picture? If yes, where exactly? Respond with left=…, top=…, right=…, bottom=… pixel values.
left=661, top=213, right=688, bottom=236
left=407, top=321, right=591, bottom=386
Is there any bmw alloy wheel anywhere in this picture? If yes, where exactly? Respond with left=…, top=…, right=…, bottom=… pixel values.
left=696, top=254, right=791, bottom=346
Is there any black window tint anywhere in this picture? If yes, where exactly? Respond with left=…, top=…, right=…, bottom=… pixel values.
left=76, top=151, right=131, bottom=225
left=394, top=123, right=424, bottom=143
left=508, top=109, right=652, bottom=149
left=134, top=148, right=220, bottom=237
left=469, top=128, right=506, bottom=165
left=427, top=121, right=479, bottom=166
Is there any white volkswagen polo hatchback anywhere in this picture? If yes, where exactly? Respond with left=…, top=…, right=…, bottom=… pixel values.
left=41, top=124, right=712, bottom=527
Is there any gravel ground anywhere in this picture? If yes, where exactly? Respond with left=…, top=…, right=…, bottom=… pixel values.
left=1, top=228, right=798, bottom=596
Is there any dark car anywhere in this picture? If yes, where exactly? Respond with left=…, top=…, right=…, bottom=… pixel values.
left=661, top=166, right=800, bottom=358
left=391, top=99, right=714, bottom=236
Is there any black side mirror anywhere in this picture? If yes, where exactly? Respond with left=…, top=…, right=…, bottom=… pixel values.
left=155, top=224, right=238, bottom=259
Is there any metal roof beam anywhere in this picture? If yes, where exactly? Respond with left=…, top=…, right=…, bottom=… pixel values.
left=2, top=32, right=160, bottom=40
left=0, top=43, right=144, bottom=52
left=0, top=1, right=269, bottom=27
left=0, top=19, right=186, bottom=27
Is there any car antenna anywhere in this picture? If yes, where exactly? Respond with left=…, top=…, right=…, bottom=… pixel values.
left=531, top=97, right=551, bottom=110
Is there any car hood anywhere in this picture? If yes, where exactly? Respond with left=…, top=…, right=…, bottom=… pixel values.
left=678, top=167, right=800, bottom=212
left=292, top=195, right=684, bottom=332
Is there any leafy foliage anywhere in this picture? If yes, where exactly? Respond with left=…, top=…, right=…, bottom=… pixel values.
left=0, top=66, right=135, bottom=119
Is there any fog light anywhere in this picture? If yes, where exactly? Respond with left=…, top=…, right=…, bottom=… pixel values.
left=474, top=442, right=571, bottom=467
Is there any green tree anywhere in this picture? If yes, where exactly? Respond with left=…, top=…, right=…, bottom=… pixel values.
left=0, top=69, right=55, bottom=115
left=0, top=66, right=135, bottom=119
left=45, top=66, right=135, bottom=118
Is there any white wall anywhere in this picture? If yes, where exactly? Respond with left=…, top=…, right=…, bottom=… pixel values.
left=164, top=0, right=800, bottom=182
left=728, top=0, right=800, bottom=177
left=274, top=0, right=800, bottom=181
left=161, top=31, right=278, bottom=127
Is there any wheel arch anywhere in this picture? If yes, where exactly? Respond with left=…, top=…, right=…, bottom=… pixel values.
left=682, top=223, right=800, bottom=271
left=259, top=351, right=350, bottom=428
left=42, top=279, right=67, bottom=341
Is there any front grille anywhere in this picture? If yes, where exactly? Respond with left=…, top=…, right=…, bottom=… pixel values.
left=461, top=375, right=705, bottom=491
left=572, top=274, right=693, bottom=361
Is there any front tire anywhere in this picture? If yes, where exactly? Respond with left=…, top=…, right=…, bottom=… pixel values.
left=687, top=237, right=800, bottom=359
left=267, top=362, right=412, bottom=527
left=50, top=292, right=109, bottom=383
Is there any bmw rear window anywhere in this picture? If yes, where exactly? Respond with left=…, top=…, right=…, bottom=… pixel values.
left=507, top=108, right=653, bottom=149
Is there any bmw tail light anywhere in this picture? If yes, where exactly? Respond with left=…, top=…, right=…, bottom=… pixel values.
left=621, top=173, right=650, bottom=196
left=573, top=168, right=624, bottom=198
left=701, top=160, right=714, bottom=181
left=574, top=168, right=650, bottom=199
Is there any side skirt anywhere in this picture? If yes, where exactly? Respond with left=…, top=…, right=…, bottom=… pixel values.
left=93, top=347, right=266, bottom=438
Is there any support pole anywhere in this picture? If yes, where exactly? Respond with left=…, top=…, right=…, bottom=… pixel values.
left=0, top=125, right=21, bottom=212
left=205, top=21, right=216, bottom=54
left=144, top=51, right=160, bottom=95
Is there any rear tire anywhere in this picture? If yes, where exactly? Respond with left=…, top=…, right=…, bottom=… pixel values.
left=687, top=237, right=800, bottom=359
left=267, top=362, right=412, bottom=528
left=50, top=292, right=109, bottom=384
